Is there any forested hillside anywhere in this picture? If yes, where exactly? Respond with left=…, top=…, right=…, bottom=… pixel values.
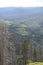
left=0, top=7, right=43, bottom=65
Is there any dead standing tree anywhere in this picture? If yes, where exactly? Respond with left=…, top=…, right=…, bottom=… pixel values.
left=1, top=23, right=8, bottom=65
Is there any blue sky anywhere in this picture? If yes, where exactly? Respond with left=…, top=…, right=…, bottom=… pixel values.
left=0, top=0, right=43, bottom=7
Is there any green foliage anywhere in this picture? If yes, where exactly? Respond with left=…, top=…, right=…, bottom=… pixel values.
left=40, top=57, right=43, bottom=62
left=28, top=60, right=32, bottom=63
left=17, top=58, right=23, bottom=65
left=15, top=44, right=21, bottom=55
left=21, top=41, right=28, bottom=54
left=33, top=48, right=37, bottom=61
left=21, top=40, right=28, bottom=65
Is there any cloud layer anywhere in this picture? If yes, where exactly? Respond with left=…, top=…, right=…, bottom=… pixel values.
left=0, top=0, right=43, bottom=7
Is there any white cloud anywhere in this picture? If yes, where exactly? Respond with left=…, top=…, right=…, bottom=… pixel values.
left=0, top=0, right=43, bottom=7
left=37, top=0, right=43, bottom=2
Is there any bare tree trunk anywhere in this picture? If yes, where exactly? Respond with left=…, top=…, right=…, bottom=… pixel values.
left=1, top=23, right=8, bottom=65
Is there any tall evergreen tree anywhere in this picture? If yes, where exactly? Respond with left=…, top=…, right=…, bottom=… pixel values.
left=21, top=40, right=28, bottom=65
left=33, top=48, right=37, bottom=61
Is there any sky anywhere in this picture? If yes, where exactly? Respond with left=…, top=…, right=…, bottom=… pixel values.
left=0, top=0, right=43, bottom=7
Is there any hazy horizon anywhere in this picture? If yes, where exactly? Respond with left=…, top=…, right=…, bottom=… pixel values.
left=0, top=0, right=43, bottom=8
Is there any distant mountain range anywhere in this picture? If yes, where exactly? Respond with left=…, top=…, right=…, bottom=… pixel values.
left=0, top=7, right=43, bottom=20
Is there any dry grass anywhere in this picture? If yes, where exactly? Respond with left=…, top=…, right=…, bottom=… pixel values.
left=27, top=62, right=43, bottom=65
